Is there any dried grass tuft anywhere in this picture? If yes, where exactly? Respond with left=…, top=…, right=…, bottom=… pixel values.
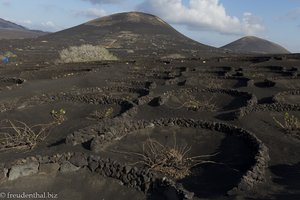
left=113, top=134, right=218, bottom=179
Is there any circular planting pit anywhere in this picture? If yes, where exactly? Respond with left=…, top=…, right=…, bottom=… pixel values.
left=254, top=79, right=276, bottom=88
left=243, top=70, right=280, bottom=79
left=126, top=67, right=185, bottom=87
left=33, top=89, right=137, bottom=111
left=73, top=118, right=270, bottom=198
left=19, top=63, right=102, bottom=80
left=0, top=90, right=134, bottom=117
left=86, top=104, right=125, bottom=121
left=107, top=80, right=148, bottom=89
left=38, top=90, right=137, bottom=120
left=238, top=103, right=300, bottom=119
left=279, top=94, right=300, bottom=105
left=0, top=101, right=102, bottom=151
left=0, top=119, right=269, bottom=199
left=0, top=77, right=25, bottom=90
left=50, top=86, right=149, bottom=103
left=0, top=95, right=134, bottom=153
left=237, top=90, right=300, bottom=118
left=51, top=68, right=93, bottom=79
left=275, top=79, right=300, bottom=89
left=182, top=70, right=221, bottom=78
left=159, top=88, right=256, bottom=113
left=273, top=90, right=300, bottom=106
left=185, top=77, right=248, bottom=89
left=104, top=126, right=255, bottom=197
left=100, top=86, right=149, bottom=100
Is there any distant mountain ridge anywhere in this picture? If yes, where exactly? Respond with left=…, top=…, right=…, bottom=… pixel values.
left=0, top=18, right=48, bottom=39
left=0, top=18, right=27, bottom=30
left=221, top=36, right=290, bottom=54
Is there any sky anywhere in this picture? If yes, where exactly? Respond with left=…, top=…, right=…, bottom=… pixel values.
left=0, top=0, right=299, bottom=52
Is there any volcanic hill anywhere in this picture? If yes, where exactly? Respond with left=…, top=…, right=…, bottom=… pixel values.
left=35, top=12, right=223, bottom=59
left=221, top=36, right=290, bottom=54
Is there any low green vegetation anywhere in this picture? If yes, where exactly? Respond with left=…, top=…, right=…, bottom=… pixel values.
left=88, top=107, right=114, bottom=120
left=273, top=112, right=300, bottom=136
left=58, top=44, right=118, bottom=63
left=104, top=107, right=114, bottom=118
left=51, top=108, right=67, bottom=124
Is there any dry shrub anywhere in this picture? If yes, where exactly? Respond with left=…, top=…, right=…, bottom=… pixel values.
left=0, top=120, right=54, bottom=151
left=205, top=79, right=224, bottom=89
left=114, top=134, right=218, bottom=180
left=161, top=54, right=186, bottom=59
left=139, top=138, right=192, bottom=179
left=184, top=96, right=218, bottom=111
left=87, top=107, right=114, bottom=120
left=250, top=72, right=265, bottom=78
left=195, top=79, right=224, bottom=89
left=0, top=109, right=66, bottom=151
left=166, top=95, right=218, bottom=112
left=58, top=44, right=118, bottom=63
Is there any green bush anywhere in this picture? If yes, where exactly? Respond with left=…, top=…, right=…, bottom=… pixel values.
left=273, top=112, right=300, bottom=135
left=58, top=44, right=118, bottom=63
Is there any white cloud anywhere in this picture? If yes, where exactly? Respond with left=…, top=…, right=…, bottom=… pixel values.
left=242, top=12, right=265, bottom=35
left=40, top=21, right=62, bottom=31
left=42, top=21, right=55, bottom=28
left=81, top=0, right=121, bottom=4
left=22, top=20, right=33, bottom=25
left=137, top=0, right=265, bottom=35
left=8, top=19, right=61, bottom=32
left=75, top=8, right=107, bottom=18
left=10, top=19, right=32, bottom=25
